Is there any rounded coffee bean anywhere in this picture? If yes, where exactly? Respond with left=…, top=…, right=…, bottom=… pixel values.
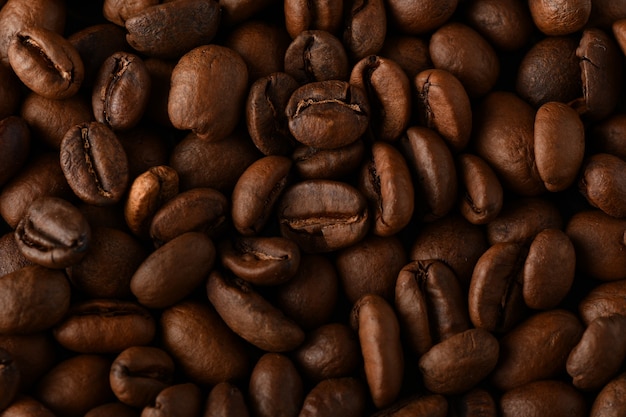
left=284, top=0, right=344, bottom=38
left=299, top=378, right=367, bottom=417
left=487, top=197, right=562, bottom=245
left=277, top=180, right=369, bottom=253
left=342, top=0, right=386, bottom=60
left=125, top=0, right=221, bottom=59
left=0, top=396, right=56, bottom=417
left=204, top=382, right=249, bottom=417
left=8, top=27, right=84, bottom=99
left=292, top=139, right=365, bottom=180
left=490, top=309, right=583, bottom=392
left=92, top=52, right=151, bottom=131
left=351, top=294, right=403, bottom=409
left=53, top=299, right=155, bottom=353
left=0, top=348, right=19, bottom=412
left=580, top=153, right=626, bottom=218
left=456, top=153, right=503, bottom=225
left=528, top=0, right=591, bottom=35
left=380, top=35, right=432, bottom=79
left=168, top=45, right=247, bottom=141
left=231, top=155, right=292, bottom=236
left=0, top=232, right=32, bottom=278
left=103, top=0, right=158, bottom=26
left=414, top=69, right=472, bottom=151
left=110, top=346, right=175, bottom=408
left=386, top=0, right=457, bottom=35
left=219, top=236, right=300, bottom=286
left=160, top=301, right=249, bottom=385
left=579, top=280, right=626, bottom=325
left=500, top=380, right=586, bottom=417
left=0, top=265, right=70, bottom=334
left=286, top=80, right=370, bottom=149
left=140, top=383, right=202, bottom=417
left=15, top=197, right=90, bottom=269
left=206, top=270, right=305, bottom=352
left=0, top=334, right=56, bottom=391
left=450, top=388, right=497, bottom=417
left=592, top=113, right=626, bottom=160
left=590, top=373, right=626, bottom=417
left=418, top=328, right=499, bottom=395
left=284, top=30, right=348, bottom=84
left=60, top=122, right=129, bottom=206
left=248, top=354, right=303, bottom=417
left=359, top=141, right=414, bottom=236
left=131, top=232, right=216, bottom=309
left=464, top=0, right=533, bottom=51
left=36, top=354, right=114, bottom=417
left=0, top=116, right=30, bottom=187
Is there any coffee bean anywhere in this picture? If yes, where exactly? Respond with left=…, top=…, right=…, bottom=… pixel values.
left=284, top=0, right=344, bottom=39
left=284, top=30, right=349, bottom=84
left=591, top=373, right=626, bottom=417
left=248, top=354, right=303, bottom=417
left=299, top=378, right=367, bottom=417
left=500, top=380, right=587, bottom=417
left=528, top=0, right=591, bottom=35
left=204, top=382, right=249, bottom=417
left=140, top=383, right=202, bottom=417
left=0, top=116, right=30, bottom=187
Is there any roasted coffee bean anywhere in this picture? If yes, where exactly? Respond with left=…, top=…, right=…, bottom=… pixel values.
left=150, top=187, right=228, bottom=246
left=0, top=232, right=32, bottom=278
left=380, top=35, right=432, bottom=79
left=0, top=265, right=70, bottom=334
left=418, top=328, right=499, bottom=395
left=284, top=30, right=348, bottom=84
left=85, top=402, right=140, bottom=417
left=110, top=346, right=175, bottom=408
left=371, top=394, right=448, bottom=417
left=168, top=45, right=247, bottom=141
left=593, top=113, right=626, bottom=160
left=359, top=141, right=414, bottom=236
left=15, top=197, right=90, bottom=269
left=103, top=0, right=158, bottom=26
left=0, top=116, right=30, bottom=187
left=131, top=232, right=216, bottom=309
left=204, top=382, right=249, bottom=417
left=0, top=348, right=19, bottom=412
left=117, top=127, right=170, bottom=179
left=528, top=0, right=591, bottom=35
left=286, top=80, right=370, bottom=149
left=299, top=378, right=367, bottom=417
left=456, top=153, right=503, bottom=225
left=60, top=122, right=129, bottom=206
left=0, top=334, right=56, bottom=391
left=284, top=0, right=344, bottom=38
left=125, top=0, right=221, bottom=59
left=231, top=155, right=292, bottom=236
left=0, top=395, right=56, bottom=417
left=248, top=354, right=303, bottom=417
left=615, top=18, right=626, bottom=55
left=292, top=139, right=365, bottom=180
left=219, top=0, right=278, bottom=26
left=277, top=180, right=369, bottom=253
left=499, top=380, right=587, bottom=417
left=342, top=0, right=386, bottom=60
left=464, top=0, right=533, bottom=51
left=351, top=294, right=403, bottom=409
left=206, top=270, right=305, bottom=352
left=579, top=280, right=626, bottom=325
left=449, top=388, right=497, bottom=417
left=590, top=372, right=626, bottom=417
left=219, top=236, right=300, bottom=286
left=140, top=383, right=202, bottom=417
left=386, top=0, right=457, bottom=35
left=53, top=299, right=156, bottom=353
left=92, top=52, right=151, bottom=131
left=8, top=27, right=83, bottom=100
left=580, top=153, right=626, bottom=218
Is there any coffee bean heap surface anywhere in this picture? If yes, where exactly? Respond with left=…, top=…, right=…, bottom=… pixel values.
left=1, top=0, right=626, bottom=416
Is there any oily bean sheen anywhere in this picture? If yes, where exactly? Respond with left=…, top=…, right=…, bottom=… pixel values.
left=60, top=122, right=129, bottom=206
left=286, top=80, right=370, bottom=149
left=15, top=196, right=90, bottom=269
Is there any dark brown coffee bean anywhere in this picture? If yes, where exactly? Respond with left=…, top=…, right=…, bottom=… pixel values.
left=285, top=30, right=348, bottom=84
left=490, top=309, right=583, bottom=392
left=386, top=0, right=456, bottom=35
left=284, top=0, right=344, bottom=38
left=204, top=382, right=249, bottom=417
left=149, top=187, right=228, bottom=246
left=342, top=0, right=386, bottom=60
left=580, top=153, right=626, bottom=218
left=60, top=122, right=129, bottom=206
left=0, top=116, right=30, bottom=187
left=117, top=127, right=171, bottom=180
left=277, top=180, right=369, bottom=253
left=419, top=328, right=499, bottom=395
left=500, top=380, right=587, bottom=417
left=464, top=0, right=533, bottom=51
left=456, top=153, right=503, bottom=225
left=8, top=27, right=84, bottom=100
left=160, top=301, right=249, bottom=385
left=0, top=152, right=72, bottom=229
left=231, top=155, right=291, bottom=235
left=294, top=323, right=361, bottom=381
left=0, top=348, right=19, bottom=412
left=579, top=280, right=626, bottom=325
left=0, top=232, right=32, bottom=278
left=0, top=265, right=70, bottom=334
left=336, top=235, right=406, bottom=304
left=380, top=35, right=432, bottom=79
left=449, top=388, right=497, bottom=417
left=85, top=402, right=140, bottom=417
left=124, top=166, right=179, bottom=238
left=400, top=127, right=457, bottom=222
left=206, top=270, right=305, bottom=352
left=53, top=299, right=155, bottom=353
left=0, top=395, right=56, bottom=417
left=103, top=0, right=158, bottom=26
left=219, top=236, right=300, bottom=286
left=131, top=232, right=216, bottom=309
left=140, top=383, right=202, bottom=417
left=395, top=260, right=470, bottom=356
left=218, top=0, right=278, bottom=26
left=359, top=141, right=414, bottom=236
left=248, top=354, right=303, bottom=417
left=292, top=139, right=365, bottom=180
left=0, top=334, right=56, bottom=391
left=15, top=196, right=90, bottom=269
left=534, top=101, right=585, bottom=192
left=246, top=72, right=299, bottom=156
left=566, top=210, right=626, bottom=281
left=299, top=377, right=367, bottom=417
left=350, top=55, right=411, bottom=142
left=516, top=36, right=581, bottom=108
left=529, top=0, right=591, bottom=35
left=92, top=52, right=151, bottom=131
left=414, top=69, right=472, bottom=151
left=590, top=372, right=626, bottom=417
left=110, top=346, right=175, bottom=408
left=274, top=254, right=339, bottom=330
left=473, top=92, right=545, bottom=196
left=20, top=92, right=92, bottom=150
left=351, top=294, right=403, bottom=409
left=372, top=394, right=448, bottom=417
left=125, top=0, right=221, bottom=59
left=168, top=45, right=247, bottom=141
left=593, top=113, right=626, bottom=160
left=286, top=80, right=370, bottom=149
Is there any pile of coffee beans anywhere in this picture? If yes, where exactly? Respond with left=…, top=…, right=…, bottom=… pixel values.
left=2, top=0, right=626, bottom=415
